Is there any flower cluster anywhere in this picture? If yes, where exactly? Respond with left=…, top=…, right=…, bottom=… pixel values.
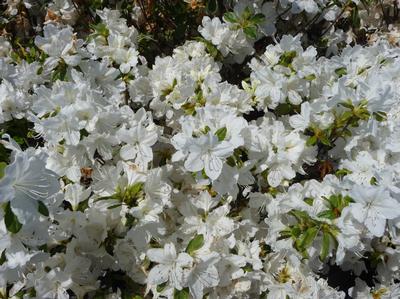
left=1, top=1, right=400, bottom=299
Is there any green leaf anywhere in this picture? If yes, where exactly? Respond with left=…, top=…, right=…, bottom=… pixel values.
left=304, top=197, right=314, bottom=206
left=373, top=111, right=387, bottom=122
left=194, top=37, right=223, bottom=60
left=319, top=135, right=331, bottom=146
left=13, top=136, right=25, bottom=146
left=215, top=127, right=227, bottom=141
left=328, top=194, right=339, bottom=208
left=250, top=13, right=265, bottom=24
left=304, top=74, right=316, bottom=81
left=339, top=101, right=353, bottom=109
left=90, top=22, right=109, bottom=38
left=174, top=288, right=189, bottom=299
left=201, top=125, right=211, bottom=134
left=224, top=12, right=238, bottom=23
left=300, top=226, right=319, bottom=250
left=289, top=210, right=309, bottom=222
left=201, top=168, right=208, bottom=179
left=278, top=51, right=297, bottom=67
left=351, top=5, right=361, bottom=27
left=0, top=250, right=6, bottom=265
left=51, top=62, right=67, bottom=82
left=77, top=198, right=89, bottom=212
left=131, top=182, right=144, bottom=194
left=125, top=213, right=136, bottom=228
left=370, top=177, right=378, bottom=185
left=335, top=67, right=347, bottom=77
left=37, top=66, right=44, bottom=75
left=226, top=156, right=236, bottom=167
left=181, top=102, right=196, bottom=115
left=320, top=232, right=330, bottom=261
left=242, top=7, right=252, bottom=20
left=243, top=26, right=258, bottom=39
left=186, top=234, right=204, bottom=255
left=157, top=282, right=168, bottom=292
left=291, top=226, right=302, bottom=238
left=206, top=43, right=221, bottom=59
left=0, top=162, right=6, bottom=179
left=4, top=202, right=23, bottom=234
left=37, top=200, right=49, bottom=216
left=274, top=103, right=292, bottom=116
left=242, top=263, right=253, bottom=272
left=10, top=51, right=21, bottom=63
left=278, top=229, right=293, bottom=240
left=342, top=128, right=352, bottom=137
left=317, top=210, right=336, bottom=220
left=341, top=110, right=353, bottom=122
left=161, top=78, right=177, bottom=96
left=206, top=0, right=218, bottom=13
left=306, top=135, right=317, bottom=146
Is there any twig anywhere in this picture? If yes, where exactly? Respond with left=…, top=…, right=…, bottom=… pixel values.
left=295, top=9, right=325, bottom=35
left=276, top=4, right=293, bottom=21
left=320, top=4, right=347, bottom=36
left=379, top=0, right=390, bottom=28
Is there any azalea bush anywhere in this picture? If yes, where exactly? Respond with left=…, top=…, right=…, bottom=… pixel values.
left=1, top=0, right=400, bottom=298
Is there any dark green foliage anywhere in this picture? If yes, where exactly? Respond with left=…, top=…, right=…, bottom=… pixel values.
left=4, top=202, right=23, bottom=234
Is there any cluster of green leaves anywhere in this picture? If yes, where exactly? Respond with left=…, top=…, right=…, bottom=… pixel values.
left=226, top=147, right=248, bottom=169
left=94, top=182, right=145, bottom=212
left=9, top=39, right=47, bottom=65
left=135, top=0, right=223, bottom=65
left=306, top=99, right=373, bottom=149
left=279, top=209, right=339, bottom=261
left=317, top=194, right=353, bottom=220
left=223, top=7, right=265, bottom=39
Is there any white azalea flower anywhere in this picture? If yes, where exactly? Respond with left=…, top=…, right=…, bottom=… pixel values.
left=187, top=253, right=220, bottom=299
left=289, top=102, right=311, bottom=131
left=34, top=24, right=83, bottom=67
left=0, top=150, right=59, bottom=204
left=347, top=185, right=400, bottom=237
left=64, top=183, right=91, bottom=211
left=146, top=243, right=193, bottom=290
left=183, top=132, right=234, bottom=180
